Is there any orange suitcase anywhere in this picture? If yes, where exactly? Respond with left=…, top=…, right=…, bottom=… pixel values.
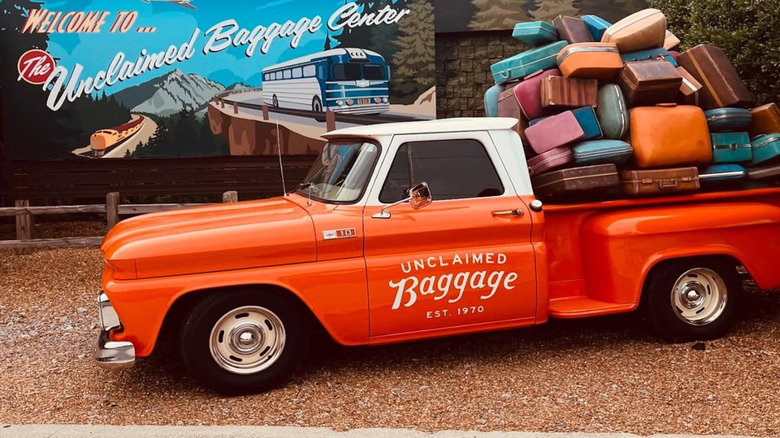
left=556, top=42, right=623, bottom=81
left=630, top=104, right=712, bottom=169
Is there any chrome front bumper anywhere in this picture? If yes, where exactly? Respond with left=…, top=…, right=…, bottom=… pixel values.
left=94, top=292, right=135, bottom=369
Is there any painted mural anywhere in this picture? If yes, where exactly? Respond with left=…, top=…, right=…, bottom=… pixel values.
left=434, top=0, right=650, bottom=33
left=1, top=0, right=435, bottom=160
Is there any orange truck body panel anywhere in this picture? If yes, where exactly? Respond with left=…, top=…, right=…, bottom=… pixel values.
left=98, top=119, right=780, bottom=359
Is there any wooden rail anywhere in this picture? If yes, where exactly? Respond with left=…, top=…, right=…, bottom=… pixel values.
left=0, top=191, right=238, bottom=254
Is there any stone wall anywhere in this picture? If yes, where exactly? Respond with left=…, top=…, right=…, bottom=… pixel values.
left=435, top=31, right=527, bottom=119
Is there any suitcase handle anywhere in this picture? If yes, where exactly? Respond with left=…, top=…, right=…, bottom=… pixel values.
left=656, top=103, right=678, bottom=108
left=658, top=178, right=679, bottom=190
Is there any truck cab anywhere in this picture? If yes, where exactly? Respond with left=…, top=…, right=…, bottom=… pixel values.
left=95, top=118, right=780, bottom=395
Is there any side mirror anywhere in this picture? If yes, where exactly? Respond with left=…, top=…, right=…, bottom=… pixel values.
left=408, top=182, right=432, bottom=210
left=372, top=182, right=433, bottom=219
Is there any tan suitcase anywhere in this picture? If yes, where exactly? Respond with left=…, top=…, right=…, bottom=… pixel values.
left=601, top=8, right=667, bottom=52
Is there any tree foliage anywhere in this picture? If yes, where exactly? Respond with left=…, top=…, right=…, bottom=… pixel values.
left=131, top=110, right=228, bottom=158
left=391, top=0, right=435, bottom=101
left=650, top=0, right=780, bottom=105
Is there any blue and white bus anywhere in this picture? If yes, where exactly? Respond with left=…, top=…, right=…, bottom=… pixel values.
left=261, top=48, right=391, bottom=115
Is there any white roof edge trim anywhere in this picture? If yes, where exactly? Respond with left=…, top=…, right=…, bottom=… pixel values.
left=321, top=118, right=520, bottom=139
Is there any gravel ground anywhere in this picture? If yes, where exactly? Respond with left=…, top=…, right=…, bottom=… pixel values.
left=0, top=247, right=779, bottom=436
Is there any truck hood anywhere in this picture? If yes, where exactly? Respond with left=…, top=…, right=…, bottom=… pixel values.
left=102, top=197, right=315, bottom=279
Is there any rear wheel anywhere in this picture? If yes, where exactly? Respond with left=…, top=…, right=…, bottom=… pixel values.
left=272, top=95, right=279, bottom=108
left=179, top=290, right=309, bottom=395
left=643, top=258, right=742, bottom=342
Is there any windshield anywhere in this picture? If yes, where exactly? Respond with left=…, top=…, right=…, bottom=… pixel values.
left=297, top=141, right=379, bottom=203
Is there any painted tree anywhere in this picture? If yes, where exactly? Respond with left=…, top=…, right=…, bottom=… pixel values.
left=469, top=0, right=533, bottom=31
left=527, top=0, right=578, bottom=21
left=391, top=0, right=435, bottom=100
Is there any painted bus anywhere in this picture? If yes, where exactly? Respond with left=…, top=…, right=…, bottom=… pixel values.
left=261, top=48, right=391, bottom=115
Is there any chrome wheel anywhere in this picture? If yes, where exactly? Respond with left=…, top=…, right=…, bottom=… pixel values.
left=209, top=305, right=286, bottom=375
left=670, top=267, right=728, bottom=326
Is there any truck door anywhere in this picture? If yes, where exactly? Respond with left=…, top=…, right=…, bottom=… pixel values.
left=363, top=133, right=538, bottom=341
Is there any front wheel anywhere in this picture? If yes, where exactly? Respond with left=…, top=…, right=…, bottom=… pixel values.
left=179, top=290, right=310, bottom=395
left=643, top=258, right=742, bottom=342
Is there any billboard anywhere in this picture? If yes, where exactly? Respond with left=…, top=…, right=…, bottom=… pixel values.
left=1, top=0, right=435, bottom=160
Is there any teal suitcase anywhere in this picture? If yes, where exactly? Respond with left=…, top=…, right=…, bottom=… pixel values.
left=710, top=132, right=752, bottom=163
left=620, top=48, right=678, bottom=66
left=571, top=106, right=603, bottom=140
left=705, top=108, right=752, bottom=132
left=582, top=15, right=611, bottom=41
left=750, top=134, right=780, bottom=166
left=490, top=41, right=568, bottom=84
left=596, top=84, right=629, bottom=140
left=484, top=83, right=505, bottom=117
left=512, top=22, right=558, bottom=46
left=699, top=164, right=748, bottom=187
left=572, top=140, right=633, bottom=165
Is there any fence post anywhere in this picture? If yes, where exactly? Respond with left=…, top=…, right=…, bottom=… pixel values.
left=326, top=110, right=336, bottom=132
left=14, top=200, right=33, bottom=255
left=223, top=191, right=238, bottom=203
left=106, top=192, right=120, bottom=229
left=233, top=102, right=238, bottom=114
left=262, top=105, right=269, bottom=121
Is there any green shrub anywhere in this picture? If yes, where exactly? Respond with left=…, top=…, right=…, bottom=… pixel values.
left=650, top=0, right=780, bottom=105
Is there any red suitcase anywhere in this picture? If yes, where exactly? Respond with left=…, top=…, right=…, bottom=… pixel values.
left=497, top=82, right=528, bottom=140
left=514, top=69, right=561, bottom=120
left=527, top=146, right=574, bottom=177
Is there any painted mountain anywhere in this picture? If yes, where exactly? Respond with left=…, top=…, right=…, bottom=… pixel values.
left=112, top=69, right=226, bottom=117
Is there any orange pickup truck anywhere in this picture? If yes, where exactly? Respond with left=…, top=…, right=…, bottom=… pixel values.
left=95, top=118, right=780, bottom=395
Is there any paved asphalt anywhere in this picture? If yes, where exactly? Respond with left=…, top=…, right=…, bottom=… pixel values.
left=0, top=426, right=762, bottom=438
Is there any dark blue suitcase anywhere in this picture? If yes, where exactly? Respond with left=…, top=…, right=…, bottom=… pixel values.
left=490, top=41, right=568, bottom=84
left=699, top=164, right=747, bottom=187
left=705, top=108, right=752, bottom=132
left=572, top=140, right=633, bottom=165
left=620, top=48, right=678, bottom=67
left=571, top=106, right=603, bottom=140
left=710, top=132, right=752, bottom=163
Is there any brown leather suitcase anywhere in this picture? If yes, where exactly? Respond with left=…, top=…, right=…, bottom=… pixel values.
left=749, top=103, right=780, bottom=137
left=676, top=66, right=703, bottom=106
left=556, top=42, right=623, bottom=81
left=664, top=30, right=681, bottom=51
left=630, top=103, right=712, bottom=168
left=540, top=76, right=598, bottom=111
left=676, top=44, right=754, bottom=109
left=621, top=167, right=700, bottom=196
left=532, top=163, right=619, bottom=198
left=601, top=8, right=666, bottom=52
left=497, top=82, right=530, bottom=145
left=553, top=16, right=594, bottom=44
left=618, top=61, right=682, bottom=108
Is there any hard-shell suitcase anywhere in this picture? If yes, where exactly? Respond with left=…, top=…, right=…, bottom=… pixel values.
left=699, top=164, right=747, bottom=187
left=525, top=110, right=585, bottom=154
left=484, top=83, right=505, bottom=117
left=747, top=163, right=780, bottom=181
left=527, top=146, right=574, bottom=176
left=601, top=8, right=667, bottom=53
left=540, top=76, right=598, bottom=111
left=491, top=41, right=568, bottom=84
left=513, top=68, right=561, bottom=120
left=553, top=16, right=594, bottom=44
left=497, top=83, right=528, bottom=139
left=620, top=48, right=678, bottom=66
left=676, top=66, right=702, bottom=106
left=618, top=60, right=682, bottom=108
left=512, top=21, right=559, bottom=46
left=571, top=106, right=603, bottom=140
left=532, top=163, right=619, bottom=198
left=676, top=44, right=754, bottom=109
left=582, top=15, right=611, bottom=42
left=748, top=103, right=780, bottom=137
left=596, top=84, right=629, bottom=140
left=710, top=132, right=752, bottom=163
left=572, top=140, right=633, bottom=165
left=556, top=42, right=623, bottom=81
left=630, top=104, right=712, bottom=168
left=750, top=134, right=780, bottom=166
left=704, top=108, right=752, bottom=132
left=664, top=30, right=681, bottom=51
left=621, top=167, right=700, bottom=196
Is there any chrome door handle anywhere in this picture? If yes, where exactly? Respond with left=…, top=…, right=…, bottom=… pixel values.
left=492, top=209, right=524, bottom=217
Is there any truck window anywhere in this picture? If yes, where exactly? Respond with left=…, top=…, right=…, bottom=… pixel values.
left=379, top=139, right=504, bottom=203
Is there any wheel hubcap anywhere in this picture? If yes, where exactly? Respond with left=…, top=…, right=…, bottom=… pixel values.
left=671, top=267, right=728, bottom=326
left=209, top=306, right=286, bottom=375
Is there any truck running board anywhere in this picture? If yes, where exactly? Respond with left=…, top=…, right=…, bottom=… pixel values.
left=548, top=296, right=636, bottom=319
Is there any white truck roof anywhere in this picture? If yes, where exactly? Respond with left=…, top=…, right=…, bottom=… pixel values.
left=321, top=117, right=519, bottom=139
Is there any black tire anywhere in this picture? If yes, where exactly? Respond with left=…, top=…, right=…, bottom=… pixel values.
left=643, top=257, right=742, bottom=342
left=179, top=290, right=310, bottom=395
left=312, top=96, right=323, bottom=112
left=272, top=95, right=279, bottom=108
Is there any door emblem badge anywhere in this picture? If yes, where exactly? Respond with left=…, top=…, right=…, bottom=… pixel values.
left=323, top=228, right=357, bottom=240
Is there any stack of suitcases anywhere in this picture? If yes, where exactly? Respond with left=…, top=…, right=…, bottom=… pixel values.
left=485, top=8, right=780, bottom=199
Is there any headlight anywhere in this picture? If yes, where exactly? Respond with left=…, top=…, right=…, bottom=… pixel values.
left=346, top=99, right=354, bottom=106
left=337, top=100, right=345, bottom=106
left=374, top=97, right=381, bottom=104
left=382, top=97, right=389, bottom=103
